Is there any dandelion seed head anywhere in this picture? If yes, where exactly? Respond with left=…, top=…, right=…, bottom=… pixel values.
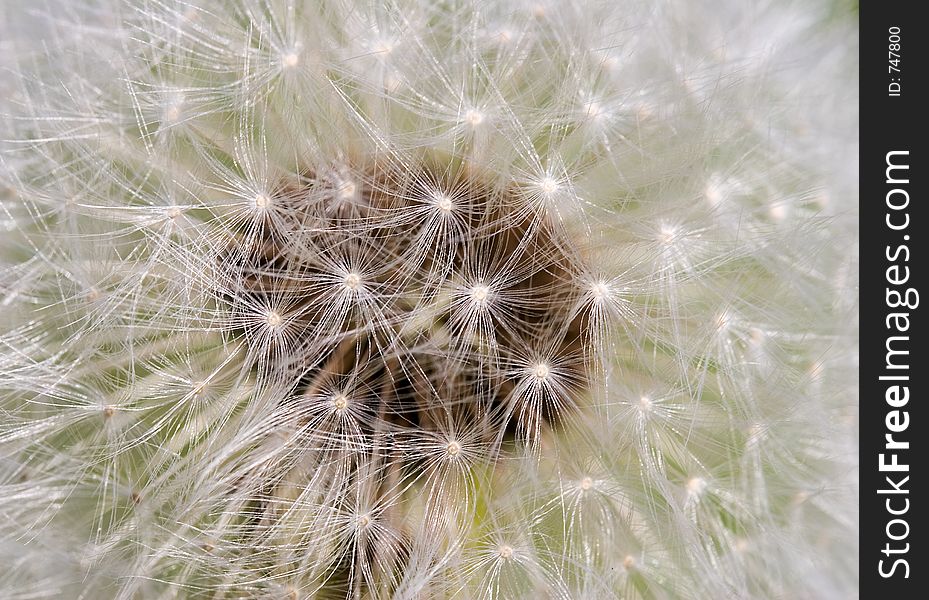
left=224, top=161, right=589, bottom=451
left=0, top=0, right=858, bottom=597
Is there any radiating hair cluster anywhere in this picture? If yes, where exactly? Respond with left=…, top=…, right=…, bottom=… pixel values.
left=1, top=0, right=857, bottom=599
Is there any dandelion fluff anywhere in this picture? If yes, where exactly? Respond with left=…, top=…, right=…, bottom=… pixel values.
left=1, top=0, right=857, bottom=598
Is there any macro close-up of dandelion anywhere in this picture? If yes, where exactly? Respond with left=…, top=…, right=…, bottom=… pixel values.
left=0, top=1, right=858, bottom=598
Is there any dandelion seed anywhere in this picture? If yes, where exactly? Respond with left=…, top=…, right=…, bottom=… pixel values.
left=463, top=109, right=484, bottom=127
left=687, top=477, right=707, bottom=497
left=533, top=363, right=550, bottom=381
left=578, top=476, right=593, bottom=491
left=498, top=545, right=514, bottom=560
left=432, top=192, right=454, bottom=213
left=589, top=281, right=611, bottom=301
left=808, top=360, right=825, bottom=380
left=704, top=181, right=723, bottom=207
left=769, top=202, right=788, bottom=221
left=164, top=106, right=181, bottom=124
left=338, top=181, right=357, bottom=201
left=469, top=284, right=490, bottom=306
left=343, top=272, right=362, bottom=291
left=281, top=45, right=302, bottom=69
left=445, top=441, right=461, bottom=457
left=636, top=102, right=653, bottom=120
left=281, top=53, right=299, bottom=68
left=332, top=394, right=349, bottom=412
left=538, top=176, right=560, bottom=196
left=746, top=423, right=765, bottom=448
left=657, top=224, right=678, bottom=244
left=584, top=100, right=604, bottom=121
left=600, top=55, right=620, bottom=72
left=373, top=40, right=394, bottom=55
left=253, top=194, right=271, bottom=211
left=266, top=311, right=283, bottom=328
left=383, top=71, right=402, bottom=92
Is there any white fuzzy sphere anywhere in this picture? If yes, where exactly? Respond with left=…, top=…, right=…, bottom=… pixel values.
left=1, top=1, right=857, bottom=598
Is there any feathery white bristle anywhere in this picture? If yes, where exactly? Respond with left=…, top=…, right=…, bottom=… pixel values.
left=0, top=0, right=858, bottom=598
